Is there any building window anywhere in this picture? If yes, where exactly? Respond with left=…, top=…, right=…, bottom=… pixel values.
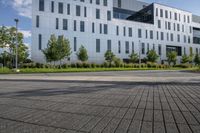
left=74, top=20, right=77, bottom=31
left=177, top=34, right=180, bottom=42
left=63, top=19, right=68, bottom=30
left=132, top=42, right=134, bottom=53
left=161, top=32, right=164, bottom=40
left=96, top=0, right=100, bottom=5
left=38, top=34, right=42, bottom=50
left=177, top=24, right=180, bottom=31
left=36, top=15, right=39, bottom=28
left=84, top=7, right=87, bottom=17
left=138, top=29, right=142, bottom=38
left=58, top=2, right=63, bottom=14
left=118, top=41, right=121, bottom=53
left=90, top=0, right=92, bottom=4
left=80, top=21, right=85, bottom=32
left=175, top=13, right=177, bottom=20
left=158, top=45, right=162, bottom=56
left=165, top=10, right=168, bottom=18
left=67, top=4, right=70, bottom=15
left=182, top=25, right=184, bottom=32
left=156, top=8, right=158, bottom=16
left=147, top=43, right=150, bottom=52
left=39, top=0, right=44, bottom=11
left=150, top=30, right=153, bottom=39
left=92, top=23, right=95, bottom=33
left=160, top=9, right=163, bottom=17
left=118, top=0, right=121, bottom=8
left=51, top=1, right=54, bottom=13
left=125, top=41, right=129, bottom=54
left=96, top=39, right=100, bottom=53
left=76, top=5, right=81, bottom=16
left=107, top=40, right=112, bottom=51
left=158, top=20, right=161, bottom=28
left=103, top=0, right=107, bottom=6
left=157, top=31, right=159, bottom=40
left=99, top=24, right=102, bottom=34
left=96, top=9, right=100, bottom=19
left=107, top=11, right=111, bottom=21
left=104, top=24, right=108, bottom=34
left=116, top=26, right=119, bottom=35
left=168, top=22, right=171, bottom=30
left=146, top=30, right=148, bottom=39
left=142, top=43, right=145, bottom=54
left=74, top=37, right=77, bottom=52
left=56, top=18, right=59, bottom=29
left=187, top=16, right=190, bottom=23
left=123, top=27, right=126, bottom=36
left=128, top=27, right=132, bottom=37
left=170, top=33, right=174, bottom=41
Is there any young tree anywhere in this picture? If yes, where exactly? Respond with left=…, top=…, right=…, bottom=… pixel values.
left=104, top=50, right=115, bottom=67
left=167, top=51, right=177, bottom=66
left=129, top=52, right=139, bottom=63
left=181, top=54, right=190, bottom=64
left=0, top=26, right=29, bottom=67
left=76, top=45, right=88, bottom=62
left=57, top=36, right=71, bottom=66
left=42, top=35, right=59, bottom=65
left=146, top=50, right=159, bottom=63
left=194, top=54, right=200, bottom=67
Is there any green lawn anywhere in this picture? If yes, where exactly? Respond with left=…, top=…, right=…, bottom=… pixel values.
left=0, top=67, right=199, bottom=74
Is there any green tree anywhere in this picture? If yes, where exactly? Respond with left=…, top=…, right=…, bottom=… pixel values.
left=194, top=54, right=200, bottom=67
left=0, top=51, right=12, bottom=67
left=42, top=35, right=59, bottom=65
left=76, top=45, right=88, bottom=62
left=146, top=50, right=159, bottom=63
left=181, top=54, right=190, bottom=64
left=0, top=26, right=29, bottom=68
left=167, top=51, right=177, bottom=66
left=0, top=26, right=10, bottom=48
left=104, top=50, right=115, bottom=67
left=114, top=57, right=123, bottom=67
left=129, top=52, right=139, bottom=63
left=57, top=36, right=71, bottom=66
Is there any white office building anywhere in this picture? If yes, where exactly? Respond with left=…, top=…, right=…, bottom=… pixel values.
left=32, top=0, right=200, bottom=64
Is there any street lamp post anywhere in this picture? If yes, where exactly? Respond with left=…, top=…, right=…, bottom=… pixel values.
left=14, top=19, right=19, bottom=71
left=139, top=40, right=141, bottom=68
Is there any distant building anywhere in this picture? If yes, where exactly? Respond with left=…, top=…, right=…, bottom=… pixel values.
left=32, top=0, right=200, bottom=64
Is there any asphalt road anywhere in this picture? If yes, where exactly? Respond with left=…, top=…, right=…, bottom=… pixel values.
left=0, top=71, right=200, bottom=133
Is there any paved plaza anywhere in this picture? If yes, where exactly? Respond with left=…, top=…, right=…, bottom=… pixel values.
left=0, top=71, right=200, bottom=133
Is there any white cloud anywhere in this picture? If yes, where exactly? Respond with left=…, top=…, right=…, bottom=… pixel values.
left=12, top=0, right=32, bottom=18
left=0, top=0, right=32, bottom=19
left=19, top=29, right=31, bottom=38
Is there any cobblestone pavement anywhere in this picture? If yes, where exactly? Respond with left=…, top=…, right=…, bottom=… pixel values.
left=0, top=71, right=200, bottom=133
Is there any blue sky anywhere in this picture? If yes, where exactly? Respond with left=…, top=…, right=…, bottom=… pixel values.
left=0, top=0, right=200, bottom=49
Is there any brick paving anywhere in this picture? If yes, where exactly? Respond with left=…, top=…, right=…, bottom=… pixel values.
left=0, top=73, right=200, bottom=133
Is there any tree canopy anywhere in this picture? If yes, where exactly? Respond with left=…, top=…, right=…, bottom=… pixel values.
left=42, top=35, right=71, bottom=66
left=146, top=50, right=159, bottom=63
left=76, top=45, right=88, bottom=62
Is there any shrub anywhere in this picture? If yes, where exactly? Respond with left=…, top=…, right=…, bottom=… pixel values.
left=103, top=62, right=110, bottom=68
left=167, top=51, right=177, bottom=66
left=181, top=54, right=190, bottom=64
left=146, top=50, right=159, bottom=63
left=91, top=63, right=96, bottom=68
left=129, top=53, right=139, bottom=63
left=71, top=63, right=76, bottom=68
left=114, top=57, right=123, bottom=67
left=174, top=64, right=193, bottom=68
